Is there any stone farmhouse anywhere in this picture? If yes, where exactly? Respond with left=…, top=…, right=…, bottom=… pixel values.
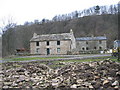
left=30, top=29, right=107, bottom=55
left=30, top=29, right=76, bottom=55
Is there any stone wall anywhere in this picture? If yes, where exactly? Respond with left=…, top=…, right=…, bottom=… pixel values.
left=30, top=42, right=36, bottom=54
left=30, top=40, right=71, bottom=55
left=76, top=40, right=107, bottom=51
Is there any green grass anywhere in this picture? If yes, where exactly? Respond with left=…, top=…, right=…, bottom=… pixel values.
left=2, top=55, right=119, bottom=63
left=2, top=56, right=119, bottom=69
left=5, top=57, right=65, bottom=61
left=52, top=56, right=116, bottom=63
left=48, top=56, right=119, bottom=68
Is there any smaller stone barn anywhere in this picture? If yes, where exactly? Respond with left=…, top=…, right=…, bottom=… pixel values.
left=76, top=36, right=107, bottom=52
left=30, top=29, right=76, bottom=55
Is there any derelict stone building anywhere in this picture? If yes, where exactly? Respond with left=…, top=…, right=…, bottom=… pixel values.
left=30, top=29, right=76, bottom=55
left=76, top=36, right=107, bottom=52
left=30, top=29, right=107, bottom=55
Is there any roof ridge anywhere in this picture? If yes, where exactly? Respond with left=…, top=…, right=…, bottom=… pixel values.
left=76, top=36, right=106, bottom=38
left=37, top=32, right=70, bottom=36
left=30, top=32, right=72, bottom=41
left=76, top=36, right=107, bottom=41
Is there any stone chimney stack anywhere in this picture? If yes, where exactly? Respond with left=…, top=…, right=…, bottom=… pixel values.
left=33, top=33, right=37, bottom=38
left=69, top=29, right=76, bottom=49
left=91, top=34, right=94, bottom=37
left=70, top=29, right=73, bottom=34
left=104, top=34, right=106, bottom=37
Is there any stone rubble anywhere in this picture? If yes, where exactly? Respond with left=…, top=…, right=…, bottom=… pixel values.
left=1, top=60, right=120, bottom=89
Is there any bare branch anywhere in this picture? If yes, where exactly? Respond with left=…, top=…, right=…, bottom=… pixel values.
left=0, top=15, right=17, bottom=34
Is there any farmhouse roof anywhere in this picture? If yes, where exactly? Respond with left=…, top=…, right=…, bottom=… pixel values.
left=30, top=33, right=72, bottom=41
left=76, top=36, right=107, bottom=41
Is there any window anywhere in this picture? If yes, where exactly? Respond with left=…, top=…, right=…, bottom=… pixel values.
left=99, top=40, right=102, bottom=44
left=36, top=48, right=40, bottom=53
left=94, top=47, right=97, bottom=50
left=57, top=41, right=60, bottom=45
left=36, top=41, right=39, bottom=46
left=47, top=48, right=50, bottom=55
left=86, top=47, right=89, bottom=50
left=57, top=48, right=60, bottom=53
left=99, top=47, right=102, bottom=50
left=82, top=47, right=85, bottom=50
left=47, top=41, right=49, bottom=46
left=86, top=41, right=88, bottom=44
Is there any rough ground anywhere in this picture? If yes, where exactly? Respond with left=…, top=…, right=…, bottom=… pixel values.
left=1, top=60, right=120, bottom=89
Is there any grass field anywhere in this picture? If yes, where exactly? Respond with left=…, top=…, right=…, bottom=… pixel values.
left=2, top=55, right=119, bottom=62
left=3, top=56, right=66, bottom=61
left=13, top=57, right=63, bottom=61
left=47, top=56, right=119, bottom=68
left=2, top=55, right=119, bottom=69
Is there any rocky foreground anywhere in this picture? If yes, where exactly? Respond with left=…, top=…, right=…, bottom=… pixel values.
left=1, top=60, right=120, bottom=89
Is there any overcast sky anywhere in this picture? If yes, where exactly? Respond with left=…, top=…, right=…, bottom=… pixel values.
left=0, top=0, right=119, bottom=26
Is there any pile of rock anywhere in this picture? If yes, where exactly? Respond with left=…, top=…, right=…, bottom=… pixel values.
left=1, top=60, right=120, bottom=89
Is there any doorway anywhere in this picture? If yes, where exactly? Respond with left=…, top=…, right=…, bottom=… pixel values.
left=47, top=48, right=50, bottom=55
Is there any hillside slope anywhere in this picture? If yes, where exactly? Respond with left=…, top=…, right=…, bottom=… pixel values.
left=2, top=14, right=118, bottom=57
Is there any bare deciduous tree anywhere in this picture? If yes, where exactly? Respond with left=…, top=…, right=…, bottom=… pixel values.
left=0, top=16, right=16, bottom=34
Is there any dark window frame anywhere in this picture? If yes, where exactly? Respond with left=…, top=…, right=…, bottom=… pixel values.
left=36, top=41, right=39, bottom=46
left=57, top=48, right=60, bottom=53
left=99, top=40, right=102, bottom=44
left=82, top=47, right=85, bottom=50
left=36, top=48, right=40, bottom=53
left=47, top=48, right=50, bottom=55
left=99, top=46, right=102, bottom=50
left=57, top=41, right=60, bottom=45
left=86, top=41, right=88, bottom=44
left=86, top=47, right=89, bottom=50
left=47, top=41, right=49, bottom=46
left=94, top=47, right=97, bottom=50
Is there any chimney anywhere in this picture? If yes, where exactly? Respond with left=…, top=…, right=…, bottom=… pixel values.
left=70, top=29, right=73, bottom=34
left=33, top=33, right=37, bottom=38
left=104, top=34, right=106, bottom=37
left=91, top=34, right=94, bottom=37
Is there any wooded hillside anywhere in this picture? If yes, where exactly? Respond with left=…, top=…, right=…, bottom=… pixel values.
left=2, top=14, right=118, bottom=57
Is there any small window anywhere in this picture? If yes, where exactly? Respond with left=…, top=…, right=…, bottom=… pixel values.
left=86, top=41, right=88, bottom=44
left=94, top=47, right=97, bottom=50
left=47, top=41, right=49, bottom=46
left=57, top=48, right=60, bottom=53
left=57, top=41, right=60, bottom=45
left=99, top=40, right=102, bottom=44
left=36, top=48, right=40, bottom=53
left=36, top=41, right=39, bottom=46
left=82, top=47, right=85, bottom=50
left=99, top=47, right=102, bottom=50
left=86, top=47, right=89, bottom=50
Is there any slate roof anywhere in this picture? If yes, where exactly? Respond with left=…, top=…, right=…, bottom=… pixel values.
left=76, top=36, right=107, bottom=41
left=30, top=33, right=72, bottom=41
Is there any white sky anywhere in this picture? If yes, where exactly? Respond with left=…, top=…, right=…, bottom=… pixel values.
left=0, top=0, right=119, bottom=26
